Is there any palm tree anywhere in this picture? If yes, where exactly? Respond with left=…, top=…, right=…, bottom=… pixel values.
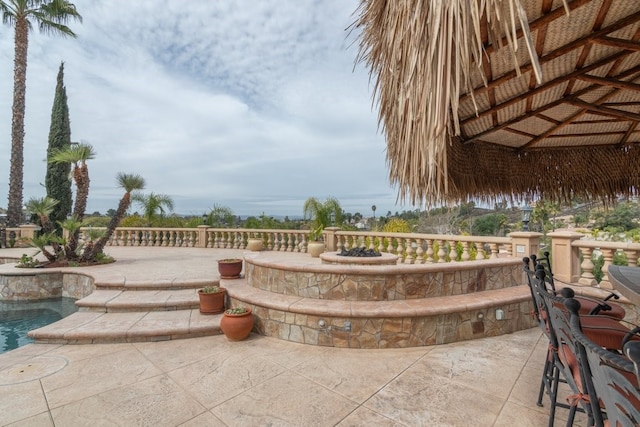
left=1, top=0, right=82, bottom=227
left=48, top=143, right=95, bottom=222
left=132, top=192, right=174, bottom=224
left=85, top=173, right=145, bottom=261
left=303, top=197, right=343, bottom=240
left=24, top=196, right=58, bottom=232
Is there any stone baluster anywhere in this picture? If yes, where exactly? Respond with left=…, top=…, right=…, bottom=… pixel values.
left=437, top=240, right=446, bottom=263
left=404, top=238, right=414, bottom=264
left=503, top=243, right=512, bottom=258
left=284, top=232, right=291, bottom=251
left=425, top=239, right=434, bottom=263
left=624, top=248, right=639, bottom=267
left=578, top=247, right=597, bottom=286
left=396, top=239, right=405, bottom=260
left=267, top=233, right=274, bottom=251
left=475, top=242, right=486, bottom=260
left=415, top=239, right=425, bottom=264
left=461, top=241, right=470, bottom=261
left=449, top=240, right=458, bottom=261
left=489, top=243, right=499, bottom=259
left=599, top=248, right=615, bottom=289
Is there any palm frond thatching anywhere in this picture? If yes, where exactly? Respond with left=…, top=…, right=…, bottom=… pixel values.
left=354, top=0, right=640, bottom=206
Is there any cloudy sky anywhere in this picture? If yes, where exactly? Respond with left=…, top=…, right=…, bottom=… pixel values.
left=0, top=0, right=417, bottom=219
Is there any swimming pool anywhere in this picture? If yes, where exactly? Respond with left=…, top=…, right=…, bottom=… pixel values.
left=0, top=298, right=78, bottom=354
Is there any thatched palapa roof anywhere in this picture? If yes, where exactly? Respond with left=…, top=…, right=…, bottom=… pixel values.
left=354, top=0, right=640, bottom=206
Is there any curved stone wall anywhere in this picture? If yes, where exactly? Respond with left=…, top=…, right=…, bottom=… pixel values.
left=245, top=255, right=522, bottom=301
left=0, top=271, right=95, bottom=301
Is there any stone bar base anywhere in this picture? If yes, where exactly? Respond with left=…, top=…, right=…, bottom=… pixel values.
left=223, top=252, right=537, bottom=348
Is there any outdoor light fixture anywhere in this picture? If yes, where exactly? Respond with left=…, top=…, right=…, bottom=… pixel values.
left=521, top=204, right=533, bottom=231
left=330, top=212, right=335, bottom=226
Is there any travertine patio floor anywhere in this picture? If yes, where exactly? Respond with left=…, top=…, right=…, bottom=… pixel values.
left=0, top=247, right=583, bottom=426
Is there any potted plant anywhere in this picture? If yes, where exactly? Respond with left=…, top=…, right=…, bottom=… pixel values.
left=307, top=225, right=326, bottom=257
left=220, top=306, right=254, bottom=341
left=198, top=285, right=226, bottom=314
left=246, top=233, right=263, bottom=251
left=217, top=258, right=243, bottom=278
left=303, top=197, right=342, bottom=258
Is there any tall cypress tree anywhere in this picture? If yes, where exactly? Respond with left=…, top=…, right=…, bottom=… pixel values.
left=45, top=62, right=73, bottom=232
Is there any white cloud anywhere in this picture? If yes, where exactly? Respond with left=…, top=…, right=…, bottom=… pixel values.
left=0, top=0, right=414, bottom=218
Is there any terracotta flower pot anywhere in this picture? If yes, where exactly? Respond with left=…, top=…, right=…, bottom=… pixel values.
left=218, top=259, right=243, bottom=279
left=220, top=307, right=254, bottom=341
left=198, top=288, right=226, bottom=314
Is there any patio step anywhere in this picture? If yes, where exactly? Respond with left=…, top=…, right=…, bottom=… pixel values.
left=95, top=278, right=219, bottom=291
left=29, top=284, right=225, bottom=343
left=28, top=310, right=222, bottom=344
left=76, top=289, right=202, bottom=312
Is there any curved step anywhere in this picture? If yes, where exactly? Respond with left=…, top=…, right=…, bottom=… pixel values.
left=28, top=309, right=222, bottom=344
left=76, top=289, right=201, bottom=312
left=223, top=278, right=535, bottom=348
left=95, top=278, right=218, bottom=291
left=224, top=279, right=531, bottom=317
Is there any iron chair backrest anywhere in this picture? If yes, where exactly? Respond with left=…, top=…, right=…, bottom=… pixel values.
left=531, top=251, right=622, bottom=317
left=534, top=269, right=596, bottom=425
left=533, top=268, right=596, bottom=425
left=523, top=257, right=548, bottom=336
left=567, top=297, right=640, bottom=427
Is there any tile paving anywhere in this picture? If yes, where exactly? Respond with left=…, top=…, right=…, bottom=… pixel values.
left=0, top=247, right=582, bottom=425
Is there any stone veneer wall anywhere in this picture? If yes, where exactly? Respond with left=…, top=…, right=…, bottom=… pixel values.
left=227, top=297, right=535, bottom=348
left=230, top=257, right=536, bottom=348
left=245, top=262, right=521, bottom=301
left=0, top=271, right=94, bottom=301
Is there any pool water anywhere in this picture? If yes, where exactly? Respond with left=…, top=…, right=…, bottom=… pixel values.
left=0, top=298, right=78, bottom=354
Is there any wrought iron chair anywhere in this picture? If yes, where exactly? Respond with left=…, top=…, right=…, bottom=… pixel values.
left=532, top=267, right=595, bottom=426
left=527, top=267, right=640, bottom=426
left=531, top=252, right=625, bottom=319
left=567, top=297, right=640, bottom=427
left=523, top=257, right=630, bottom=415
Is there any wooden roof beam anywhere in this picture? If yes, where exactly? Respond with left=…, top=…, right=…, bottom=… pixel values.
left=595, top=36, right=640, bottom=52
left=461, top=65, right=640, bottom=144
left=461, top=50, right=632, bottom=126
left=618, top=122, right=639, bottom=147
left=460, top=9, right=640, bottom=103
left=567, top=98, right=640, bottom=121
left=519, top=88, right=621, bottom=150
left=575, top=74, right=640, bottom=92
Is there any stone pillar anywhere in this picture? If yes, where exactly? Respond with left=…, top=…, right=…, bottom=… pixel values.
left=508, top=231, right=543, bottom=261
left=548, top=231, right=584, bottom=284
left=324, top=227, right=341, bottom=252
left=18, top=224, right=41, bottom=241
left=197, top=225, right=209, bottom=248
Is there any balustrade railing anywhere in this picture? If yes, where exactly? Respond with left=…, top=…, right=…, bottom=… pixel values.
left=335, top=231, right=512, bottom=264
left=8, top=223, right=640, bottom=298
left=572, top=240, right=640, bottom=289
left=71, top=226, right=518, bottom=263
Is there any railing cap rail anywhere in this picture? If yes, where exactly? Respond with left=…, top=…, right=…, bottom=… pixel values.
left=335, top=230, right=511, bottom=243
left=572, top=239, right=640, bottom=250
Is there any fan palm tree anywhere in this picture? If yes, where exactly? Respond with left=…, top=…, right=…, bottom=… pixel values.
left=48, top=142, right=95, bottom=222
left=85, top=173, right=145, bottom=261
left=1, top=0, right=82, bottom=227
left=25, top=196, right=58, bottom=232
left=132, top=192, right=174, bottom=224
left=303, top=197, right=343, bottom=241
